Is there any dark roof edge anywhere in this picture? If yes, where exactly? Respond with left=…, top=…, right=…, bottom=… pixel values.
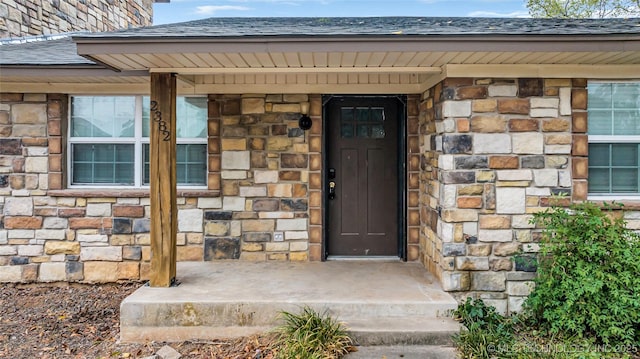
left=0, top=66, right=148, bottom=77
left=0, top=64, right=103, bottom=69
left=73, top=35, right=640, bottom=56
left=72, top=33, right=640, bottom=43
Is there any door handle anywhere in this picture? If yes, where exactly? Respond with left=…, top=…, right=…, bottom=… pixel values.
left=328, top=181, right=336, bottom=200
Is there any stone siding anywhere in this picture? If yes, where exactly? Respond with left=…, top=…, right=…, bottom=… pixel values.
left=0, top=93, right=319, bottom=283
left=4, top=82, right=634, bottom=309
left=205, top=94, right=321, bottom=262
left=418, top=78, right=587, bottom=314
left=0, top=0, right=153, bottom=39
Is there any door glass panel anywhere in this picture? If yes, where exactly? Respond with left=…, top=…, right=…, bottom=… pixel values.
left=371, top=125, right=385, bottom=139
left=341, top=107, right=355, bottom=139
left=357, top=124, right=369, bottom=138
left=356, top=107, right=369, bottom=122
left=370, top=107, right=385, bottom=122
left=341, top=123, right=354, bottom=138
left=341, top=108, right=353, bottom=122
left=342, top=106, right=386, bottom=139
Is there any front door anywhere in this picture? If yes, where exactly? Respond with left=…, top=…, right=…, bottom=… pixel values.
left=326, top=97, right=400, bottom=257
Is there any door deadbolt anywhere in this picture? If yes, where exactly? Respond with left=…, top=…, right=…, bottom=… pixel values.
left=328, top=181, right=336, bottom=200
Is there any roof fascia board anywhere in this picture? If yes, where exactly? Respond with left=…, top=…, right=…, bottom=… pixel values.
left=445, top=64, right=640, bottom=78
left=148, top=66, right=443, bottom=75
left=192, top=82, right=424, bottom=94
left=73, top=34, right=640, bottom=43
left=0, top=82, right=152, bottom=94
left=0, top=81, right=424, bottom=95
left=74, top=36, right=640, bottom=55
left=0, top=67, right=149, bottom=77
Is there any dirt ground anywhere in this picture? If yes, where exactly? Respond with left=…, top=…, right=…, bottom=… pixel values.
left=0, top=282, right=277, bottom=359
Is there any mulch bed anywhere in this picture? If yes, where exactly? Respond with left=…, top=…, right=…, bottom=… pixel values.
left=0, top=283, right=277, bottom=358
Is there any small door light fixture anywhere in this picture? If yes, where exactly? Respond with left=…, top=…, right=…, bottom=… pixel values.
left=298, top=102, right=312, bottom=131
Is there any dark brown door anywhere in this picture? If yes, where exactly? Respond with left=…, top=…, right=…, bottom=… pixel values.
left=326, top=97, right=399, bottom=256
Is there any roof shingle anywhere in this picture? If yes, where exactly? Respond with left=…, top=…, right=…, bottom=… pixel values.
left=0, top=37, right=95, bottom=66
left=74, top=17, right=640, bottom=39
left=2, top=17, right=639, bottom=68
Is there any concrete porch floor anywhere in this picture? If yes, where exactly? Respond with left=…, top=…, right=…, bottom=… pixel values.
left=120, top=261, right=460, bottom=345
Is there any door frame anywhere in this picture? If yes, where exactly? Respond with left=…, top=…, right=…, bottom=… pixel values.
left=321, top=95, right=407, bottom=261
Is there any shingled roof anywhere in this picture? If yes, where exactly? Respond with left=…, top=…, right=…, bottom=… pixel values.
left=2, top=17, right=639, bottom=67
left=74, top=16, right=640, bottom=39
left=0, top=36, right=95, bottom=66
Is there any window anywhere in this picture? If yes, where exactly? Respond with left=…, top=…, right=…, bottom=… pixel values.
left=588, top=82, right=640, bottom=195
left=69, top=96, right=207, bottom=187
left=340, top=106, right=386, bottom=139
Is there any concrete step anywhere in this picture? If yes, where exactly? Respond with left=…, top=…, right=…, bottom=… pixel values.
left=121, top=300, right=455, bottom=328
left=120, top=302, right=461, bottom=343
left=346, top=317, right=460, bottom=346
left=120, top=261, right=461, bottom=344
left=345, top=345, right=457, bottom=359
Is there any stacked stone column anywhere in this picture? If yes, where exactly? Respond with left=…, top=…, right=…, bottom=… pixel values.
left=419, top=78, right=586, bottom=313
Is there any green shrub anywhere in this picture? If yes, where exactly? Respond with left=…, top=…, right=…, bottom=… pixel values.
left=453, top=298, right=515, bottom=358
left=527, top=202, right=640, bottom=345
left=273, top=306, right=353, bottom=359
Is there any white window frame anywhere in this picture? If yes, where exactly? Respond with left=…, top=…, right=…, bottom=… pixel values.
left=587, top=80, right=640, bottom=200
left=68, top=95, right=208, bottom=189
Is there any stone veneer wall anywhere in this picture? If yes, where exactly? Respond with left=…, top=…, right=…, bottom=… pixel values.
left=418, top=78, right=588, bottom=314
left=8, top=82, right=637, bottom=302
left=204, top=94, right=322, bottom=262
left=0, top=93, right=319, bottom=283
left=0, top=0, right=153, bottom=38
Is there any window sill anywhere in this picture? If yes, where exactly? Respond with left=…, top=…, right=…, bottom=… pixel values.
left=587, top=196, right=640, bottom=210
left=48, top=189, right=220, bottom=198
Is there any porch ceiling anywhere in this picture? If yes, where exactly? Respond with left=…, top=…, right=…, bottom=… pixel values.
left=69, top=35, right=640, bottom=94
left=78, top=40, right=640, bottom=73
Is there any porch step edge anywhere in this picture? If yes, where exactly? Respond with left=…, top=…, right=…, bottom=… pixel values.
left=344, top=345, right=457, bottom=359
left=120, top=317, right=461, bottom=345
left=348, top=330, right=457, bottom=346
left=344, top=317, right=460, bottom=346
left=120, top=301, right=457, bottom=327
left=120, top=325, right=272, bottom=343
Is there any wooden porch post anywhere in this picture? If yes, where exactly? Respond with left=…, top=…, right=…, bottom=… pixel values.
left=149, top=73, right=177, bottom=287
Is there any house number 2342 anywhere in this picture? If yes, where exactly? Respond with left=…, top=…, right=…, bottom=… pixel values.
left=150, top=100, right=171, bottom=141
